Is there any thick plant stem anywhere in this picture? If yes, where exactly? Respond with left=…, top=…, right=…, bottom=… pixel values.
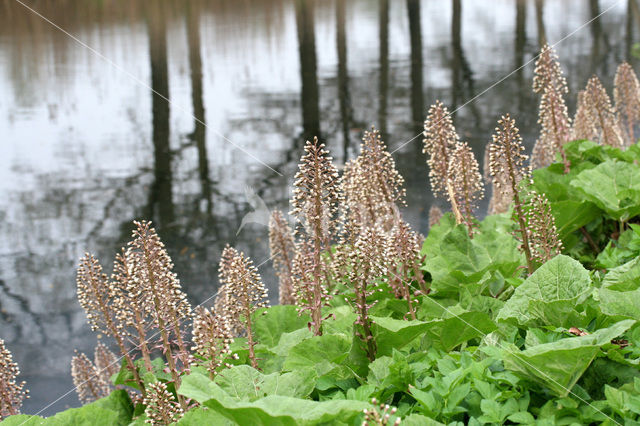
left=142, top=244, right=186, bottom=410
left=245, top=295, right=258, bottom=369
left=503, top=145, right=535, bottom=274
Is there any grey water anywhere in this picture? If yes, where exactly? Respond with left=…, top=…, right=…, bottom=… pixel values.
left=0, top=0, right=635, bottom=416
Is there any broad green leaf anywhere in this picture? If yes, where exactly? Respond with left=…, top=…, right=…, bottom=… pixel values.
left=599, top=258, right=640, bottom=320
left=0, top=416, right=44, bottom=426
left=602, top=256, right=640, bottom=291
left=203, top=395, right=369, bottom=426
left=570, top=160, right=640, bottom=221
left=496, top=255, right=591, bottom=326
left=253, top=305, right=309, bottom=347
left=500, top=320, right=635, bottom=396
left=549, top=200, right=601, bottom=240
left=214, top=365, right=317, bottom=401
left=24, top=390, right=134, bottom=426
left=177, top=407, right=234, bottom=425
left=423, top=312, right=497, bottom=352
left=372, top=312, right=495, bottom=355
left=402, top=414, right=445, bottom=425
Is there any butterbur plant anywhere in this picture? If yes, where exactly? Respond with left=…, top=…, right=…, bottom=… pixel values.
left=94, top=341, right=120, bottom=382
left=191, top=307, right=234, bottom=379
left=0, top=339, right=28, bottom=419
left=349, top=226, right=390, bottom=362
left=523, top=191, right=563, bottom=263
left=489, top=114, right=535, bottom=274
left=217, top=245, right=269, bottom=369
left=111, top=247, right=155, bottom=373
left=268, top=210, right=296, bottom=305
left=428, top=205, right=443, bottom=229
left=387, top=220, right=426, bottom=319
left=71, top=351, right=112, bottom=405
left=291, top=137, right=340, bottom=335
left=531, top=43, right=572, bottom=171
left=448, top=141, right=484, bottom=236
left=614, top=62, right=640, bottom=146
left=127, top=221, right=192, bottom=408
left=341, top=127, right=405, bottom=230
left=291, top=239, right=331, bottom=334
left=423, top=101, right=458, bottom=198
left=143, top=382, right=184, bottom=425
left=76, top=253, right=146, bottom=395
left=574, top=76, right=624, bottom=148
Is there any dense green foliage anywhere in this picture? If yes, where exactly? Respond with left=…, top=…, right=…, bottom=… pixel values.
left=7, top=140, right=640, bottom=425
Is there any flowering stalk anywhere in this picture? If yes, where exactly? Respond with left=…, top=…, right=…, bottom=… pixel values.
left=127, top=221, right=193, bottom=409
left=349, top=226, right=389, bottom=362
left=574, top=76, right=624, bottom=147
left=489, top=115, right=534, bottom=274
left=531, top=44, right=572, bottom=171
left=341, top=128, right=405, bottom=230
left=94, top=342, right=120, bottom=385
left=269, top=210, right=296, bottom=305
left=76, top=253, right=146, bottom=395
left=448, top=142, right=484, bottom=237
left=387, top=220, right=426, bottom=319
left=143, top=382, right=184, bottom=425
left=218, top=246, right=269, bottom=369
left=191, top=307, right=234, bottom=379
left=112, top=248, right=154, bottom=372
left=614, top=62, right=640, bottom=146
left=423, top=101, right=458, bottom=198
left=428, top=205, right=443, bottom=229
left=523, top=191, right=563, bottom=263
left=292, top=239, right=331, bottom=335
left=71, top=351, right=111, bottom=405
left=291, top=137, right=340, bottom=335
left=0, top=339, right=28, bottom=419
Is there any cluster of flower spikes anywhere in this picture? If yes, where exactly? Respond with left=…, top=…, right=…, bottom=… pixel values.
left=448, top=141, right=484, bottom=237
left=423, top=101, right=484, bottom=236
left=70, top=341, right=119, bottom=405
left=75, top=220, right=193, bottom=409
left=573, top=75, right=624, bottom=148
left=614, top=62, right=640, bottom=146
left=143, top=382, right=184, bottom=425
left=268, top=209, right=296, bottom=305
left=71, top=350, right=112, bottom=405
left=347, top=225, right=391, bottom=362
left=531, top=43, right=572, bottom=171
left=217, top=245, right=269, bottom=369
left=191, top=307, right=235, bottom=379
left=523, top=191, right=564, bottom=264
left=386, top=220, right=427, bottom=320
left=341, top=127, right=405, bottom=230
left=488, top=114, right=561, bottom=274
left=0, top=339, right=28, bottom=419
left=289, top=137, right=340, bottom=336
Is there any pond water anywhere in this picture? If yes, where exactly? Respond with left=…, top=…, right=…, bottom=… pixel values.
left=0, top=0, right=635, bottom=416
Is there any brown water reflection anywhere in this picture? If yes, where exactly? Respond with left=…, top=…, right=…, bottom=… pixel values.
left=0, top=0, right=635, bottom=415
